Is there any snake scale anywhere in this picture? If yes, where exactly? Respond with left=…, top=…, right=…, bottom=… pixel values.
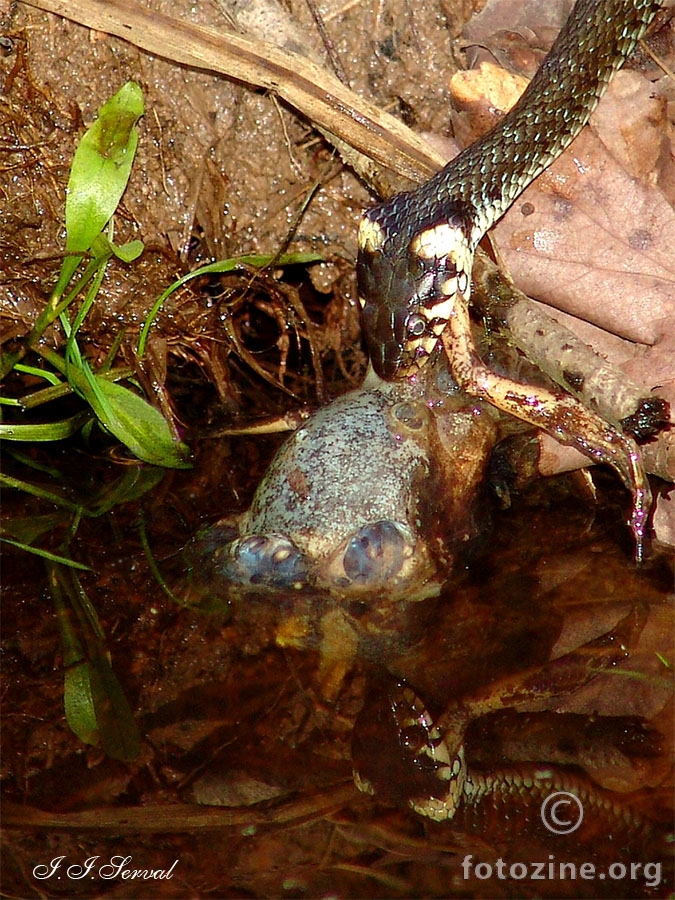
left=353, top=0, right=664, bottom=818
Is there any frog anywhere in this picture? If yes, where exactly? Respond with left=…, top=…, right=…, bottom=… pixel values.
left=188, top=353, right=500, bottom=605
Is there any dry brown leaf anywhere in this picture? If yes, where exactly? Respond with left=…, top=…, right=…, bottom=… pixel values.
left=454, top=0, right=675, bottom=535
left=492, top=71, right=674, bottom=348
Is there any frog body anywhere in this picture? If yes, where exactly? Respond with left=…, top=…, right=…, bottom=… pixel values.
left=191, top=357, right=498, bottom=602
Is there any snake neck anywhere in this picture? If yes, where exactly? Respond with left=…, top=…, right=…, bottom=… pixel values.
left=415, top=0, right=661, bottom=246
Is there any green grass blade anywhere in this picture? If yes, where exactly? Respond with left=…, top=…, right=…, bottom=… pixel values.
left=14, top=364, right=62, bottom=386
left=0, top=472, right=82, bottom=512
left=138, top=252, right=321, bottom=356
left=1, top=538, right=91, bottom=570
left=0, top=413, right=91, bottom=441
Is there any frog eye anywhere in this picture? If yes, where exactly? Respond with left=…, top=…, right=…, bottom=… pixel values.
left=406, top=313, right=427, bottom=338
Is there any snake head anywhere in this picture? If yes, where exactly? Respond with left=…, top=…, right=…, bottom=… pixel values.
left=357, top=195, right=474, bottom=380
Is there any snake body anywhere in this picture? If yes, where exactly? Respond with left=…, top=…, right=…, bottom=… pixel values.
left=357, top=0, right=660, bottom=379
left=353, top=679, right=656, bottom=832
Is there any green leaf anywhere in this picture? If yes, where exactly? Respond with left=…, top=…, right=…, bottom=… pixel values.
left=111, top=239, right=145, bottom=262
left=65, top=82, right=144, bottom=254
left=69, top=366, right=190, bottom=468
left=1, top=513, right=65, bottom=544
left=65, top=653, right=142, bottom=760
left=65, top=654, right=141, bottom=760
left=88, top=650, right=141, bottom=761
left=52, top=573, right=100, bottom=746
left=87, top=466, right=165, bottom=517
left=52, top=567, right=141, bottom=760
left=0, top=538, right=91, bottom=570
left=64, top=662, right=99, bottom=746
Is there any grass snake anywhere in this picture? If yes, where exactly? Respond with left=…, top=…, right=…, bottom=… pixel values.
left=356, top=0, right=662, bottom=560
left=352, top=0, right=665, bottom=824
left=356, top=0, right=661, bottom=378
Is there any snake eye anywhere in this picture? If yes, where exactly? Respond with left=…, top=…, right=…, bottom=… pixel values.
left=406, top=314, right=427, bottom=339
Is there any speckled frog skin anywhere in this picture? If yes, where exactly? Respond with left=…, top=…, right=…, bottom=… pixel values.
left=193, top=356, right=499, bottom=602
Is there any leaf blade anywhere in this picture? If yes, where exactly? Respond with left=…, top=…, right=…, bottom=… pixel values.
left=70, top=369, right=190, bottom=468
left=65, top=82, right=144, bottom=254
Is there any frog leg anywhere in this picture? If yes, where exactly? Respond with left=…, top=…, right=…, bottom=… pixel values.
left=440, top=295, right=651, bottom=561
left=360, top=606, right=649, bottom=822
left=213, top=533, right=309, bottom=591
left=451, top=604, right=648, bottom=724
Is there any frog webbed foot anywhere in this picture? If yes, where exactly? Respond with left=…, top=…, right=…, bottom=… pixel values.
left=341, top=521, right=413, bottom=588
left=214, top=533, right=309, bottom=591
left=315, top=520, right=435, bottom=597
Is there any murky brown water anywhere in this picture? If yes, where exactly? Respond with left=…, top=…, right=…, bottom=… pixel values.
left=2, top=424, right=673, bottom=899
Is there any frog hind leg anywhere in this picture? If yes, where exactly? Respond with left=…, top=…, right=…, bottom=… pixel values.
left=214, top=533, right=309, bottom=590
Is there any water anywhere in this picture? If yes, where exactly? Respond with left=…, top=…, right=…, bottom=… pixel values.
left=2, top=426, right=672, bottom=898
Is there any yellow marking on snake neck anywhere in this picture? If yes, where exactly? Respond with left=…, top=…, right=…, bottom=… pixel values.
left=411, top=223, right=462, bottom=260
left=425, top=295, right=453, bottom=325
left=457, top=271, right=470, bottom=296
left=358, top=216, right=385, bottom=253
